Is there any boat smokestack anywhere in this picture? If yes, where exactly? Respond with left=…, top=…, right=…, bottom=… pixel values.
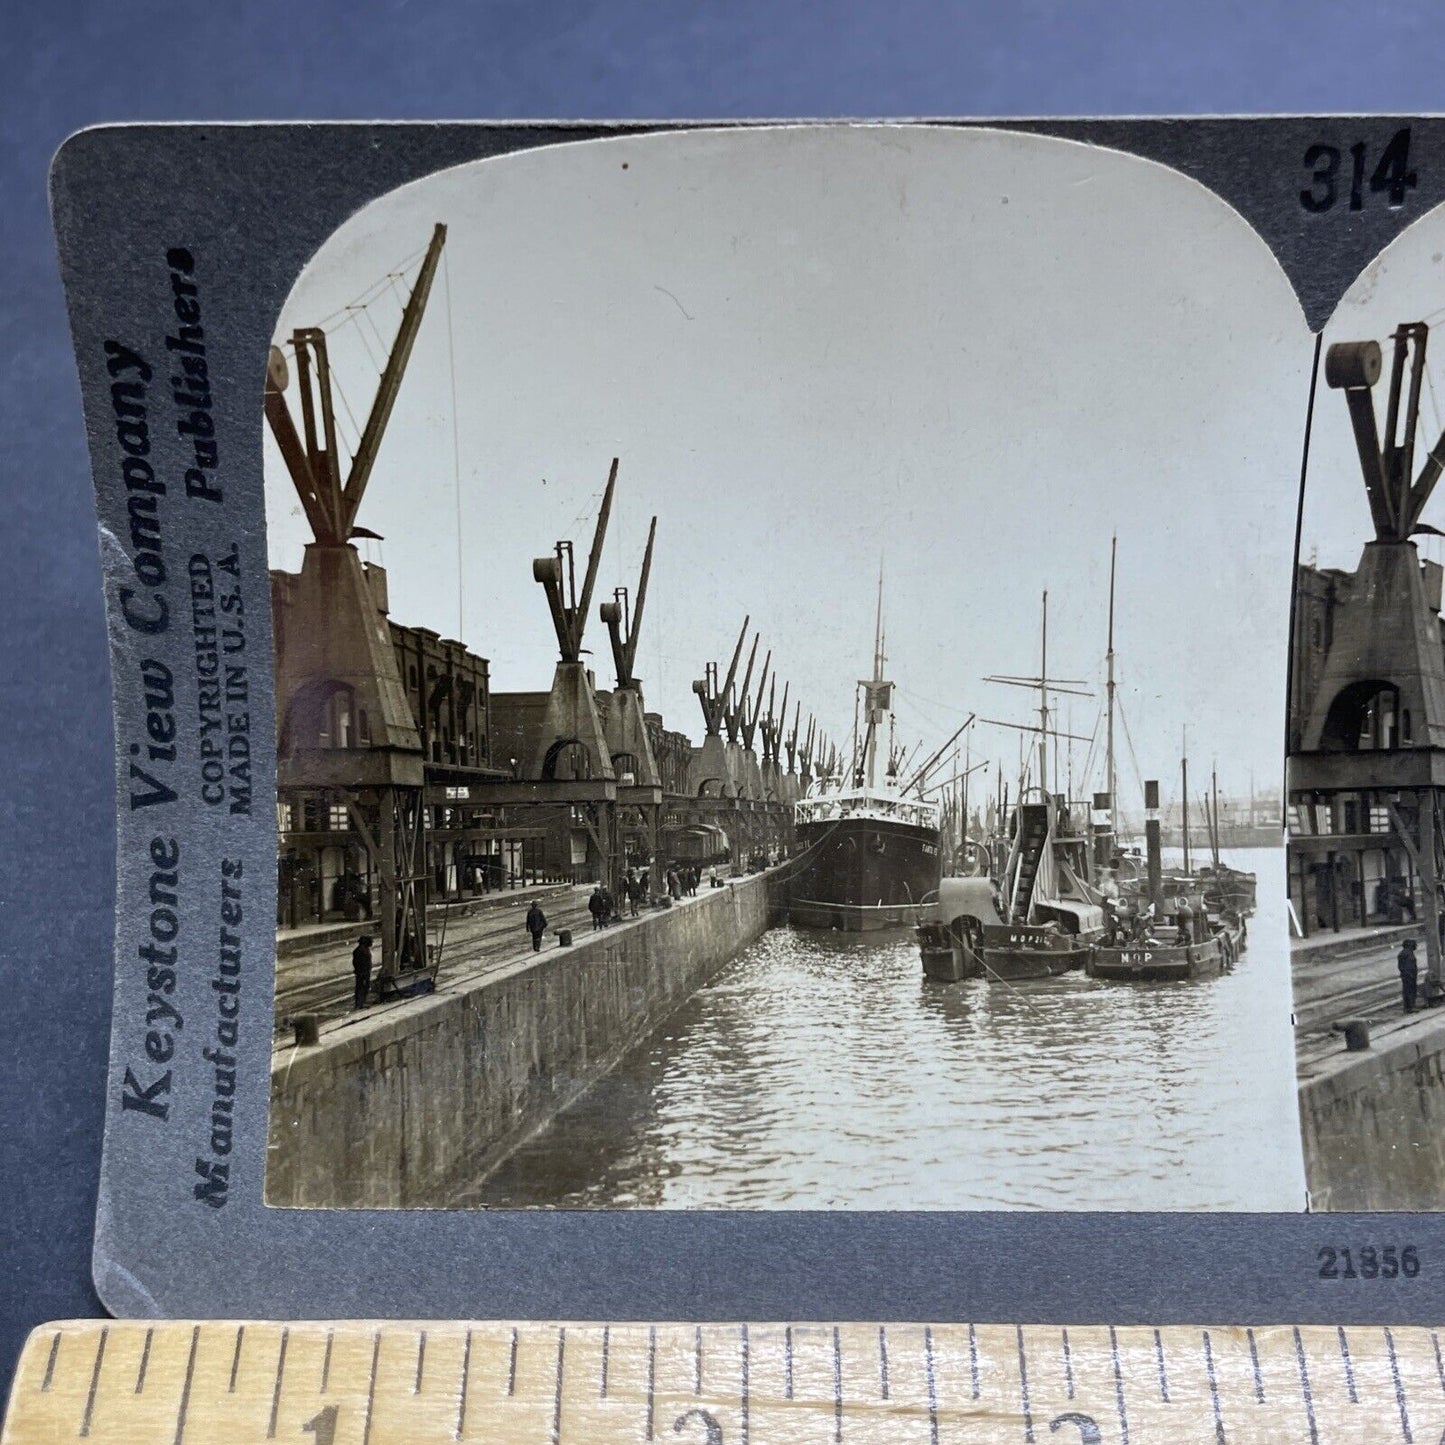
left=1092, top=789, right=1114, bottom=869
left=1145, top=779, right=1163, bottom=913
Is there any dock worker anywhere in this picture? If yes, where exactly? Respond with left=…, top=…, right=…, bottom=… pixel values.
left=351, top=935, right=373, bottom=1011
left=525, top=901, right=547, bottom=953
left=588, top=884, right=608, bottom=931
left=624, top=870, right=640, bottom=917
left=1399, top=938, right=1420, bottom=1014
left=1173, top=896, right=1195, bottom=947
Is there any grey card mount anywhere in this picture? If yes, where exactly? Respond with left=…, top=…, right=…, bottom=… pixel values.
left=46, top=118, right=1445, bottom=1321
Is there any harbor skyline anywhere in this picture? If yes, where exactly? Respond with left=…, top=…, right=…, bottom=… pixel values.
left=264, top=124, right=1310, bottom=802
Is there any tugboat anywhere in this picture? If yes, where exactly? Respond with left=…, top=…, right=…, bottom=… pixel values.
left=917, top=588, right=1106, bottom=981
left=978, top=790, right=1105, bottom=979
left=788, top=580, right=942, bottom=931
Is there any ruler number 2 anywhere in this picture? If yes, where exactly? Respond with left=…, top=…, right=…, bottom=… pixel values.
left=1301, top=127, right=1418, bottom=213
left=674, top=1407, right=724, bottom=1442
left=303, top=1405, right=338, bottom=1444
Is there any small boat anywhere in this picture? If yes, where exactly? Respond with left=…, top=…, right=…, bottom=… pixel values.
left=1088, top=891, right=1247, bottom=982
left=979, top=791, right=1104, bottom=980
left=917, top=876, right=994, bottom=982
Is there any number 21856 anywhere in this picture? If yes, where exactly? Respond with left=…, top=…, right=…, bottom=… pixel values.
left=1318, top=1245, right=1420, bottom=1279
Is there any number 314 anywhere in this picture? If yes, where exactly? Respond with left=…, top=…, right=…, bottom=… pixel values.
left=1302, top=127, right=1417, bottom=213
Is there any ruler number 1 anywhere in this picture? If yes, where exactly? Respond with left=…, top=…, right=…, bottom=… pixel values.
left=1301, top=127, right=1417, bottom=213
left=303, top=1405, right=338, bottom=1444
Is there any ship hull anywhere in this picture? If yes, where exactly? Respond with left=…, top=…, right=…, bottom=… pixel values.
left=789, top=816, right=941, bottom=932
left=979, top=923, right=1091, bottom=980
left=1088, top=919, right=1246, bottom=982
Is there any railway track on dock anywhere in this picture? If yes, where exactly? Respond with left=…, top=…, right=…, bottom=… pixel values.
left=273, top=885, right=599, bottom=1034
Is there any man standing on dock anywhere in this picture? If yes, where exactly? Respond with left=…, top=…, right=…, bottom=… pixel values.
left=351, top=935, right=373, bottom=1011
left=589, top=884, right=607, bottom=931
left=1399, top=938, right=1421, bottom=1014
left=525, top=901, right=547, bottom=953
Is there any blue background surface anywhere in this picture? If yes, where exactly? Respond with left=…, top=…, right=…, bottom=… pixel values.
left=3, top=0, right=1442, bottom=1395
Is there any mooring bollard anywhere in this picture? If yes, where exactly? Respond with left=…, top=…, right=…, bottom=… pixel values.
left=1332, top=1018, right=1371, bottom=1052
left=557, top=928, right=573, bottom=947
left=293, top=1014, right=320, bottom=1047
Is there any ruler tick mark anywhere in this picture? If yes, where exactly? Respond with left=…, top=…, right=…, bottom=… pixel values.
left=320, top=1331, right=333, bottom=1395
left=415, top=1331, right=426, bottom=1395
left=1385, top=1327, right=1413, bottom=1443
left=1017, top=1325, right=1034, bottom=1443
left=647, top=1326, right=657, bottom=1441
left=507, top=1326, right=518, bottom=1396
left=1337, top=1326, right=1357, bottom=1404
left=173, top=1324, right=200, bottom=1445
left=878, top=1325, right=890, bottom=1401
left=268, top=1327, right=289, bottom=1439
left=454, top=1329, right=472, bottom=1441
left=1293, top=1326, right=1319, bottom=1445
left=832, top=1326, right=843, bottom=1443
left=1061, top=1328, right=1075, bottom=1400
left=39, top=1332, right=60, bottom=1392
left=1202, top=1330, right=1224, bottom=1445
left=1109, top=1327, right=1130, bottom=1445
left=135, top=1328, right=153, bottom=1394
left=784, top=1326, right=794, bottom=1400
left=1153, top=1329, right=1169, bottom=1404
left=1433, top=1330, right=1445, bottom=1394
left=925, top=1327, right=940, bottom=1445
left=551, top=1328, right=566, bottom=1445
left=79, top=1327, right=107, bottom=1438
left=740, top=1324, right=750, bottom=1445
left=229, top=1326, right=244, bottom=1393
left=600, top=1325, right=610, bottom=1398
left=1247, top=1328, right=1264, bottom=1403
left=695, top=1324, right=703, bottom=1395
left=968, top=1322, right=979, bottom=1400
left=361, top=1331, right=380, bottom=1445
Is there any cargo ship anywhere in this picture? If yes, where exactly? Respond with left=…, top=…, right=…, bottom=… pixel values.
left=787, top=583, right=942, bottom=931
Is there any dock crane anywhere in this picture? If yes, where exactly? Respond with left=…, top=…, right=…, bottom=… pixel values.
left=1293, top=322, right=1445, bottom=987
left=265, top=223, right=447, bottom=988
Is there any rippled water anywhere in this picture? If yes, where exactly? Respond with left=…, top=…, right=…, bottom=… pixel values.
left=471, top=848, right=1305, bottom=1210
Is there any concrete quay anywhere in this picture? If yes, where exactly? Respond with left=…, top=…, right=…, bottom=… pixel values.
left=1295, top=928, right=1445, bottom=1209
left=267, top=870, right=779, bottom=1208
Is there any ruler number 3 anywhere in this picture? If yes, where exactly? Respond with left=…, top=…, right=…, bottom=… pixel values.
left=1301, top=127, right=1417, bottom=213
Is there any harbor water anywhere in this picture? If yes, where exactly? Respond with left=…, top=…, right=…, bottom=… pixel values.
left=467, top=847, right=1305, bottom=1211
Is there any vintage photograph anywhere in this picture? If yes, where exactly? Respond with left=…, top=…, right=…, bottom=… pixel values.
left=1290, top=198, right=1445, bottom=1210
left=264, top=125, right=1308, bottom=1211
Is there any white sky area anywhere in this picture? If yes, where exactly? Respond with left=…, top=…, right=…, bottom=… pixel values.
left=264, top=125, right=1312, bottom=806
left=1302, top=202, right=1445, bottom=575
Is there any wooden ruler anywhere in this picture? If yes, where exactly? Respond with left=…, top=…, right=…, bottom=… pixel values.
left=4, top=1319, right=1442, bottom=1443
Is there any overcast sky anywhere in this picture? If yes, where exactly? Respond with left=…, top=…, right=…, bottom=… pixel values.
left=1301, top=200, right=1445, bottom=576
left=264, top=125, right=1312, bottom=807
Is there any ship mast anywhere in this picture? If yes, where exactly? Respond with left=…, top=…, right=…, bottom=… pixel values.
left=1038, top=590, right=1050, bottom=801
left=1106, top=535, right=1117, bottom=825
left=863, top=566, right=887, bottom=793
